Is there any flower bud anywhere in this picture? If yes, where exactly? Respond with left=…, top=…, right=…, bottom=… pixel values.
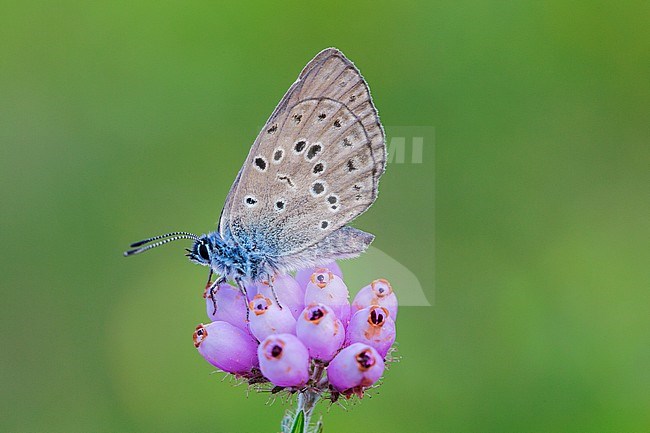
left=327, top=343, right=384, bottom=394
left=352, top=279, right=398, bottom=320
left=204, top=282, right=248, bottom=331
left=296, top=304, right=345, bottom=361
left=258, top=333, right=310, bottom=387
left=296, top=262, right=343, bottom=290
left=248, top=294, right=296, bottom=341
left=193, top=321, right=259, bottom=376
left=304, top=268, right=350, bottom=325
left=256, top=274, right=304, bottom=320
left=346, top=306, right=396, bottom=358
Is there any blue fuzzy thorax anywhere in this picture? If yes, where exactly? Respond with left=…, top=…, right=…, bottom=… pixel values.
left=188, top=229, right=276, bottom=281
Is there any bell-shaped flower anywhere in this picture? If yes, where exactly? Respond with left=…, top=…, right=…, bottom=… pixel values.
left=193, top=321, right=259, bottom=376
left=352, top=279, right=398, bottom=320
left=296, top=303, right=345, bottom=362
left=327, top=343, right=384, bottom=394
left=258, top=333, right=310, bottom=388
left=304, top=268, right=350, bottom=325
left=204, top=282, right=248, bottom=331
left=248, top=294, right=296, bottom=341
left=256, top=274, right=305, bottom=320
left=346, top=306, right=396, bottom=358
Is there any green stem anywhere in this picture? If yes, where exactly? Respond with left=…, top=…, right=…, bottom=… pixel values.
left=281, top=387, right=323, bottom=432
left=297, top=388, right=320, bottom=427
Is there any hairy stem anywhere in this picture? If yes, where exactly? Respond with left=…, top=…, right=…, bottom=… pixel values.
left=297, top=388, right=321, bottom=427
left=282, top=389, right=321, bottom=432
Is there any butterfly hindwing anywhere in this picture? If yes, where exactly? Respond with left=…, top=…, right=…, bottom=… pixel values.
left=219, top=48, right=386, bottom=258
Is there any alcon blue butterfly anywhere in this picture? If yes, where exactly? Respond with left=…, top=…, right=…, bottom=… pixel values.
left=125, top=48, right=386, bottom=306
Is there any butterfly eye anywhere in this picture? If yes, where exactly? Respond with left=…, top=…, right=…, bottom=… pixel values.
left=198, top=243, right=210, bottom=261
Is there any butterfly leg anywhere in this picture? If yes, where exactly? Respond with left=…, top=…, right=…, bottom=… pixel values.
left=235, top=277, right=251, bottom=321
left=266, top=273, right=283, bottom=310
left=206, top=275, right=226, bottom=316
left=204, top=269, right=214, bottom=290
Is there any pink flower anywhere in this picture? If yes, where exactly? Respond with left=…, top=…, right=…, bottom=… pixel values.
left=304, top=268, right=350, bottom=326
left=193, top=268, right=398, bottom=407
left=352, top=279, right=398, bottom=320
left=346, top=306, right=396, bottom=358
left=248, top=294, right=297, bottom=341
left=204, top=282, right=248, bottom=331
left=258, top=333, right=310, bottom=387
left=193, top=321, right=259, bottom=376
left=327, top=343, right=384, bottom=395
left=255, top=274, right=305, bottom=320
left=296, top=303, right=345, bottom=362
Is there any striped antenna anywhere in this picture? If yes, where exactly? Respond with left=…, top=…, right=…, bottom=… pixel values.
left=124, top=233, right=198, bottom=257
left=129, top=231, right=198, bottom=248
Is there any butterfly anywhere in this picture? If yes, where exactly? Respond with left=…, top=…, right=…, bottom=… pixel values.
left=125, top=48, right=386, bottom=306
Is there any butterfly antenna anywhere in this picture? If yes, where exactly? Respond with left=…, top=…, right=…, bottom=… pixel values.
left=124, top=233, right=198, bottom=257
left=129, top=231, right=199, bottom=248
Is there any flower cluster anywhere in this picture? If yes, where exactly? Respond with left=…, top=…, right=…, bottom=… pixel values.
left=192, top=263, right=398, bottom=400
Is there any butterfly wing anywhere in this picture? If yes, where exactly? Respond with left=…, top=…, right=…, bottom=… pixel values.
left=219, top=48, right=385, bottom=258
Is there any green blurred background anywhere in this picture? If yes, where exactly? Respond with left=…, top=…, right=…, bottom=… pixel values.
left=2, top=1, right=649, bottom=432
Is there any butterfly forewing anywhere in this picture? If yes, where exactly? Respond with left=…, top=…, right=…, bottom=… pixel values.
left=219, top=48, right=385, bottom=257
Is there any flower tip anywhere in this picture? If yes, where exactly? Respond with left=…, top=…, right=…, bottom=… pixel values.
left=296, top=262, right=343, bottom=290
left=193, top=323, right=207, bottom=348
left=352, top=279, right=398, bottom=320
left=310, top=268, right=335, bottom=288
left=303, top=303, right=328, bottom=323
left=371, top=279, right=393, bottom=297
left=249, top=294, right=272, bottom=315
